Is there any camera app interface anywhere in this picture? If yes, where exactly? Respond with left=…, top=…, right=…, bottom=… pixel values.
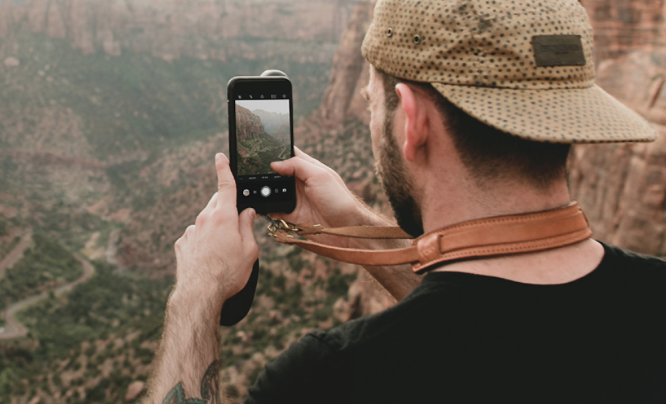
left=233, top=91, right=294, bottom=207
left=235, top=99, right=291, bottom=177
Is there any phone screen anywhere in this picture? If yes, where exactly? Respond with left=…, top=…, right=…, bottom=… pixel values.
left=229, top=78, right=296, bottom=213
left=235, top=98, right=291, bottom=177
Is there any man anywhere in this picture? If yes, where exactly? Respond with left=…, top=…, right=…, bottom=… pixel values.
left=144, top=0, right=666, bottom=403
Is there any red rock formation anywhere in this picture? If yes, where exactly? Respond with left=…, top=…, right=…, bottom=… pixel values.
left=235, top=106, right=266, bottom=143
left=568, top=51, right=666, bottom=254
left=319, top=1, right=374, bottom=128
left=0, top=0, right=357, bottom=62
left=564, top=1, right=666, bottom=255
left=579, top=0, right=666, bottom=61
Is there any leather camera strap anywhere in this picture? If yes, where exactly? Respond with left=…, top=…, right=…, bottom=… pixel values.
left=269, top=202, right=592, bottom=274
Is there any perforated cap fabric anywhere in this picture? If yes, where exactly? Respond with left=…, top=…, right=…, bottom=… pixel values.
left=361, top=0, right=657, bottom=143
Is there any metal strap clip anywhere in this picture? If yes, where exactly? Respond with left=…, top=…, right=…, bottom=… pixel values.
left=261, top=215, right=300, bottom=238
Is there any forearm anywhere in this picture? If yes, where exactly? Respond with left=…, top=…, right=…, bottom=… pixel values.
left=351, top=210, right=422, bottom=301
left=144, top=154, right=258, bottom=403
left=144, top=291, right=222, bottom=404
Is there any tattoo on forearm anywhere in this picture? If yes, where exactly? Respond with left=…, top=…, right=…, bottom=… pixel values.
left=162, top=360, right=220, bottom=404
left=200, top=360, right=220, bottom=402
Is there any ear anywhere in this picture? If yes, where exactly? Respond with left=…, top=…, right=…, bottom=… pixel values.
left=396, top=83, right=428, bottom=162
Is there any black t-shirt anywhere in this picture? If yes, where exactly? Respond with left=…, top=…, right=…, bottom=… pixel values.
left=245, top=243, right=666, bottom=403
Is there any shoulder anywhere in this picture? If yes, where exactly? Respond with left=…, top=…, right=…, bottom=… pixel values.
left=593, top=241, right=666, bottom=301
left=599, top=241, right=666, bottom=275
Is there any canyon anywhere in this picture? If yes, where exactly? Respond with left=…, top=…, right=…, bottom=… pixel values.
left=0, top=0, right=356, bottom=63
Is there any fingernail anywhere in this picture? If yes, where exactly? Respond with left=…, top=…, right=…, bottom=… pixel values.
left=248, top=208, right=256, bottom=221
left=215, top=153, right=222, bottom=164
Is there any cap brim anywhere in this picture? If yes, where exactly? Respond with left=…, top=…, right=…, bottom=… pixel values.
left=431, top=83, right=657, bottom=143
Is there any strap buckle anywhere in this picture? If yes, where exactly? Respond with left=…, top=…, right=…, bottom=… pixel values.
left=261, top=215, right=300, bottom=238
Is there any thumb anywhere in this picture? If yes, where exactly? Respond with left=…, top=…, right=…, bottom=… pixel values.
left=239, top=208, right=259, bottom=258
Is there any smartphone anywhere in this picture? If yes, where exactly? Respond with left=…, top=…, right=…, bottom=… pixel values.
left=227, top=73, right=296, bottom=214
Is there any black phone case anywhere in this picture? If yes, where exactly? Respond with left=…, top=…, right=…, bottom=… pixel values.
left=219, top=259, right=259, bottom=326
left=220, top=70, right=291, bottom=326
left=227, top=73, right=296, bottom=215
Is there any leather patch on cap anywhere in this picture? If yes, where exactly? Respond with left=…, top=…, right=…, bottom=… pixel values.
left=532, top=35, right=586, bottom=67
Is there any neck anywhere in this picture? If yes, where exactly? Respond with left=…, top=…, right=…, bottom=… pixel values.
left=420, top=178, right=572, bottom=234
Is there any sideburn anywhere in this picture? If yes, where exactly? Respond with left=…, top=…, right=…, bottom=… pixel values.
left=375, top=107, right=424, bottom=238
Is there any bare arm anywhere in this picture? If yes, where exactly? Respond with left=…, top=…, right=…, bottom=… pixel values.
left=144, top=154, right=258, bottom=403
left=270, top=148, right=422, bottom=301
left=144, top=294, right=221, bottom=403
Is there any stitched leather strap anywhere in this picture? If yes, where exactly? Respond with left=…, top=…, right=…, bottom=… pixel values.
left=271, top=202, right=592, bottom=274
left=295, top=224, right=412, bottom=239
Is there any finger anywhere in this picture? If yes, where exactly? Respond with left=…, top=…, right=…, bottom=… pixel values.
left=215, top=153, right=236, bottom=209
left=239, top=208, right=259, bottom=259
left=293, top=146, right=316, bottom=161
left=292, top=147, right=346, bottom=187
left=270, top=155, right=327, bottom=182
left=294, top=147, right=341, bottom=177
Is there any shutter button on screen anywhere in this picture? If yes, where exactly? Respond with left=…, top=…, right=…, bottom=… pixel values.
left=261, top=186, right=271, bottom=198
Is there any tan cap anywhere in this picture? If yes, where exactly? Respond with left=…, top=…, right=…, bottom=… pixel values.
left=361, top=0, right=657, bottom=143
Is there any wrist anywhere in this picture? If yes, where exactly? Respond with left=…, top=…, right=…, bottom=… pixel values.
left=169, top=284, right=224, bottom=324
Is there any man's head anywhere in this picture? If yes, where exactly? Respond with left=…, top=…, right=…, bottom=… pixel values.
left=361, top=0, right=656, bottom=235
left=369, top=67, right=572, bottom=236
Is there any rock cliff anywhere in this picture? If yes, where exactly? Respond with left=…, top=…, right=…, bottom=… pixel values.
left=236, top=106, right=266, bottom=143
left=568, top=1, right=666, bottom=255
left=0, top=0, right=357, bottom=63
left=579, top=0, right=666, bottom=61
left=318, top=1, right=374, bottom=129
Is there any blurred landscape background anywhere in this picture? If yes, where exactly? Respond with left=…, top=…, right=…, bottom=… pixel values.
left=1, top=0, right=666, bottom=403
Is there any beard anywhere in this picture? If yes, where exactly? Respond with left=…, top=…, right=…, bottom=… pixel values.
left=374, top=112, right=425, bottom=238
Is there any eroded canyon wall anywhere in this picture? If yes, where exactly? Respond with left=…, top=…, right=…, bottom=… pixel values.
left=580, top=0, right=666, bottom=61
left=236, top=106, right=265, bottom=142
left=570, top=1, right=666, bottom=255
left=0, top=0, right=355, bottom=63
